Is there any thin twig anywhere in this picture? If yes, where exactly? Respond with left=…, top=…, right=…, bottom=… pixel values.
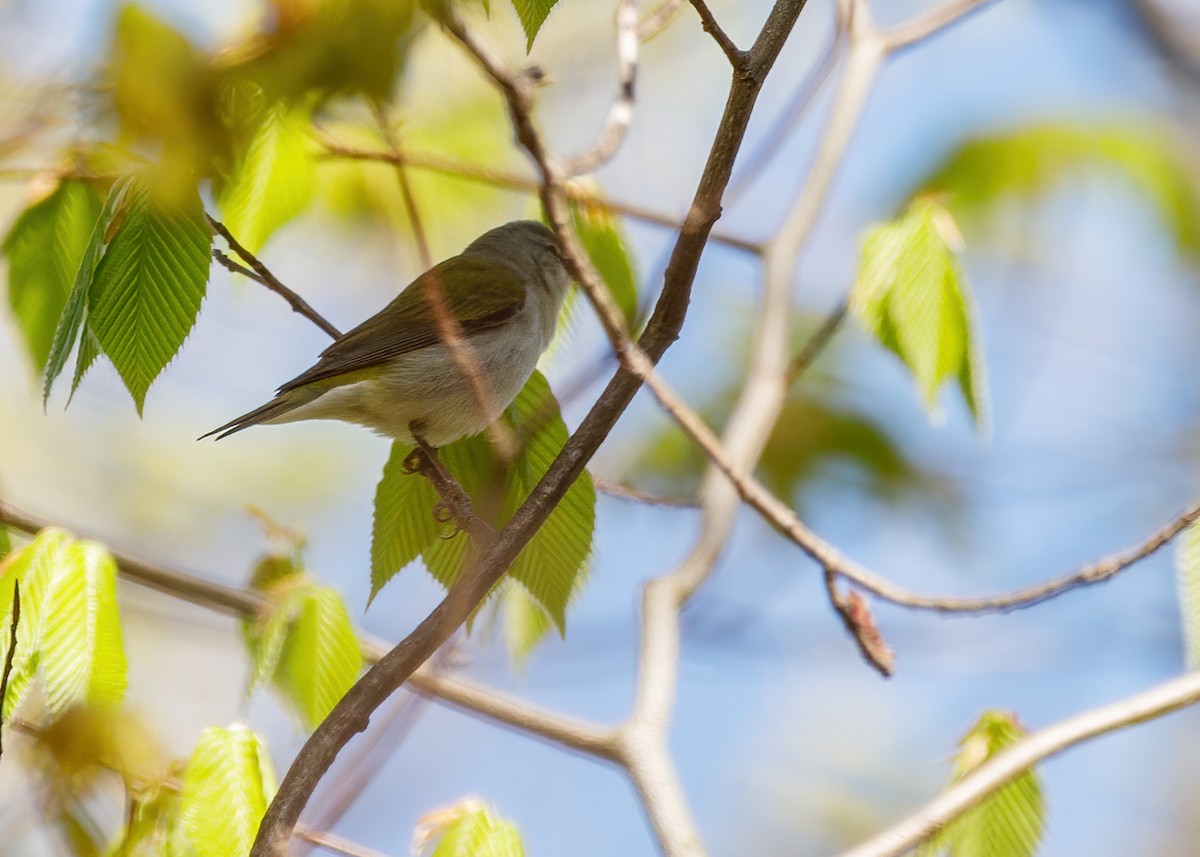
left=407, top=437, right=497, bottom=545
left=317, top=142, right=763, bottom=255
left=840, top=670, right=1200, bottom=857
left=687, top=0, right=745, bottom=67
left=638, top=0, right=686, bottom=40
left=0, top=499, right=616, bottom=757
left=213, top=249, right=270, bottom=287
left=786, top=299, right=848, bottom=383
left=0, top=583, right=20, bottom=760
left=592, top=477, right=700, bottom=509
left=882, top=0, right=999, bottom=53
left=294, top=826, right=391, bottom=857
left=563, top=0, right=640, bottom=176
left=208, top=216, right=342, bottom=340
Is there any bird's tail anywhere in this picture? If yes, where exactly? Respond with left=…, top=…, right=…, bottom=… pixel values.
left=198, top=388, right=320, bottom=441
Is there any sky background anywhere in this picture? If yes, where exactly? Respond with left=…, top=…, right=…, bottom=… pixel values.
left=2, top=0, right=1200, bottom=854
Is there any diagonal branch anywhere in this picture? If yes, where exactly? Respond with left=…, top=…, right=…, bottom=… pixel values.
left=563, top=0, right=640, bottom=176
left=688, top=0, right=746, bottom=67
left=882, top=0, right=999, bottom=53
left=840, top=670, right=1200, bottom=857
left=208, top=216, right=342, bottom=340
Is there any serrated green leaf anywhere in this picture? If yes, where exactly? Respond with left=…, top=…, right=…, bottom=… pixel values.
left=918, top=711, right=1045, bottom=857
left=923, top=123, right=1200, bottom=256
left=371, top=442, right=442, bottom=601
left=241, top=587, right=298, bottom=699
left=852, top=199, right=987, bottom=427
left=0, top=529, right=72, bottom=719
left=3, top=179, right=103, bottom=372
left=39, top=540, right=127, bottom=716
left=87, top=173, right=211, bottom=414
left=429, top=802, right=524, bottom=857
left=43, top=176, right=136, bottom=404
left=369, top=372, right=594, bottom=636
left=219, top=102, right=317, bottom=253
left=275, top=585, right=362, bottom=730
left=1177, top=518, right=1200, bottom=667
left=179, top=725, right=276, bottom=857
left=569, top=197, right=640, bottom=329
left=509, top=0, right=559, bottom=50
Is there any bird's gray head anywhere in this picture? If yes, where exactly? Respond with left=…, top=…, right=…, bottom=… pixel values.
left=463, top=220, right=571, bottom=304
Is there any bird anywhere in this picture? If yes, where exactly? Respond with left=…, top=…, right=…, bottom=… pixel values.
left=201, top=220, right=571, bottom=447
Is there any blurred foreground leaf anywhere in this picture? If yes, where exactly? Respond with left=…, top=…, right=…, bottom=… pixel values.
left=416, top=799, right=524, bottom=857
left=219, top=101, right=317, bottom=253
left=2, top=178, right=103, bottom=372
left=923, top=123, right=1200, bottom=256
left=179, top=725, right=276, bottom=857
left=852, top=198, right=987, bottom=427
left=0, top=529, right=127, bottom=720
left=243, top=550, right=363, bottom=730
left=919, top=711, right=1045, bottom=857
left=372, top=371, right=594, bottom=643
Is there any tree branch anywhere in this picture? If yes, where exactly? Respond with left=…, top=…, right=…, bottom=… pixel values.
left=563, top=0, right=640, bottom=176
left=687, top=0, right=746, bottom=67
left=251, top=2, right=813, bottom=853
left=840, top=670, right=1200, bottom=857
left=208, top=216, right=342, bottom=340
left=0, top=499, right=616, bottom=761
left=882, top=0, right=998, bottom=53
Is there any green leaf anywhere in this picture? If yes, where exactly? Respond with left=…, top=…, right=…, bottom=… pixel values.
left=852, top=198, right=987, bottom=427
left=108, top=781, right=183, bottom=857
left=39, top=540, right=128, bottom=716
left=274, top=585, right=362, bottom=730
left=500, top=581, right=553, bottom=667
left=179, top=725, right=276, bottom=857
left=428, top=802, right=524, bottom=857
left=923, top=123, right=1200, bottom=256
left=43, top=175, right=136, bottom=404
left=219, top=102, right=317, bottom=253
left=509, top=0, right=559, bottom=50
left=919, top=711, right=1045, bottom=857
left=371, top=442, right=442, bottom=601
left=1177, top=518, right=1200, bottom=667
left=569, top=196, right=640, bottom=329
left=0, top=524, right=10, bottom=558
left=241, top=582, right=298, bottom=698
left=369, top=372, right=595, bottom=635
left=3, top=179, right=103, bottom=372
left=0, top=529, right=72, bottom=719
left=87, top=172, right=212, bottom=413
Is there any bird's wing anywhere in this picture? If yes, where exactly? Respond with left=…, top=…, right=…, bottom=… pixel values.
left=278, top=256, right=526, bottom=393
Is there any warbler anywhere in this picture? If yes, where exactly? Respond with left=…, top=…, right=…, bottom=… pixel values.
left=202, top=220, right=570, bottom=446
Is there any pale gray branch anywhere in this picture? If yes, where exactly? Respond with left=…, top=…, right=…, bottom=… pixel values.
left=841, top=671, right=1200, bottom=857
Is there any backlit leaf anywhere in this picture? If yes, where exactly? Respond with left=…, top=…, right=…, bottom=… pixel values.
left=43, top=175, right=136, bottom=404
left=274, top=584, right=362, bottom=730
left=918, top=711, right=1045, bottom=857
left=422, top=800, right=524, bottom=857
left=87, top=172, right=212, bottom=413
left=569, top=194, right=640, bottom=329
left=923, top=123, right=1200, bottom=256
left=852, top=198, right=987, bottom=427
left=178, top=725, right=276, bottom=857
left=219, top=101, right=317, bottom=253
left=39, top=540, right=128, bottom=716
left=3, top=179, right=103, bottom=372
